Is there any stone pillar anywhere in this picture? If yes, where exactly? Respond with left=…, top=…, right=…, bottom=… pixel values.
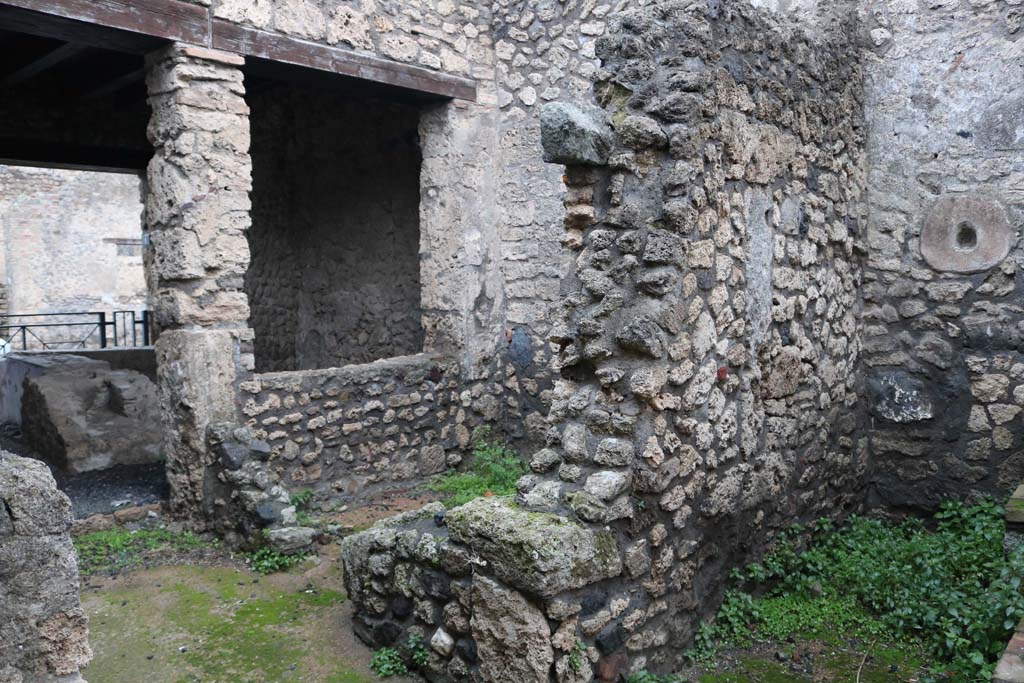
left=0, top=451, right=92, bottom=682
left=144, top=44, right=255, bottom=523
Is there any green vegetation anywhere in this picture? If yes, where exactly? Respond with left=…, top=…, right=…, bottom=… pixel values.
left=370, top=634, right=429, bottom=678
left=689, top=500, right=1024, bottom=682
left=567, top=639, right=587, bottom=673
left=408, top=634, right=429, bottom=668
left=74, top=528, right=211, bottom=575
left=370, top=647, right=407, bottom=677
left=167, top=573, right=347, bottom=682
left=627, top=672, right=681, bottom=683
left=245, top=546, right=307, bottom=575
left=291, top=490, right=315, bottom=527
left=428, top=429, right=527, bottom=508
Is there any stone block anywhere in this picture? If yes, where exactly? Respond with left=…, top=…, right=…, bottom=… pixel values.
left=20, top=355, right=162, bottom=473
left=540, top=103, right=612, bottom=166
left=0, top=451, right=91, bottom=680
left=446, top=497, right=622, bottom=597
left=471, top=576, right=553, bottom=683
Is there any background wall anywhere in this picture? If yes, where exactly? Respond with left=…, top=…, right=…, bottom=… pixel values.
left=861, top=1, right=1024, bottom=510
left=246, top=84, right=424, bottom=372
left=0, top=165, right=147, bottom=318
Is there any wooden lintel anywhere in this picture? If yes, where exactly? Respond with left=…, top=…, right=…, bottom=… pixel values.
left=0, top=0, right=478, bottom=101
left=212, top=21, right=478, bottom=102
left=0, top=0, right=208, bottom=49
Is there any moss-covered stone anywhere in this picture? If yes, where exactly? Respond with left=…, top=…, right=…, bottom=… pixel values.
left=445, top=497, right=622, bottom=597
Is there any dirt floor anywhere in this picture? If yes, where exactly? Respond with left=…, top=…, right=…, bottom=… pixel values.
left=79, top=543, right=417, bottom=683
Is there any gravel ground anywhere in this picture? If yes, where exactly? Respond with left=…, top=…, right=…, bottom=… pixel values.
left=1, top=422, right=168, bottom=518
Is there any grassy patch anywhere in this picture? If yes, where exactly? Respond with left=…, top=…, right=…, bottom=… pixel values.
left=427, top=429, right=526, bottom=508
left=74, top=528, right=211, bottom=575
left=689, top=500, right=1024, bottom=682
left=167, top=580, right=346, bottom=681
left=83, top=565, right=366, bottom=683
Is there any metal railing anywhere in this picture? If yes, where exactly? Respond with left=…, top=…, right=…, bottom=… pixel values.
left=0, top=310, right=152, bottom=354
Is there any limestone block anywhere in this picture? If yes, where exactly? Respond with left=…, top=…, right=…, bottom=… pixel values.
left=0, top=452, right=91, bottom=681
left=470, top=576, right=553, bottom=683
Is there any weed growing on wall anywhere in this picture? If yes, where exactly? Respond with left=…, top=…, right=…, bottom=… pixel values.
left=370, top=647, right=407, bottom=677
left=74, top=528, right=211, bottom=575
left=428, top=428, right=527, bottom=508
left=291, top=490, right=315, bottom=527
left=689, top=500, right=1024, bottom=682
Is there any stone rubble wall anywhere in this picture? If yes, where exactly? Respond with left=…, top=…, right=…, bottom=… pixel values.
left=341, top=2, right=868, bottom=681
left=245, top=85, right=424, bottom=372
left=860, top=0, right=1024, bottom=511
left=237, top=354, right=506, bottom=502
left=0, top=451, right=92, bottom=683
left=210, top=0, right=495, bottom=83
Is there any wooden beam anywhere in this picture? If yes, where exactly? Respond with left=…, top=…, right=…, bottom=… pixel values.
left=0, top=5, right=162, bottom=53
left=213, top=21, right=477, bottom=102
left=80, top=65, right=145, bottom=100
left=2, top=41, right=84, bottom=85
left=0, top=0, right=208, bottom=50
left=0, top=137, right=150, bottom=172
left=0, top=0, right=478, bottom=101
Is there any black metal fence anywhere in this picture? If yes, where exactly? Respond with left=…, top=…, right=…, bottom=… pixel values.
left=0, top=310, right=152, bottom=354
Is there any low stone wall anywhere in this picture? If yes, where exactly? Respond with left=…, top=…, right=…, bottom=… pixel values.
left=238, top=354, right=506, bottom=503
left=0, top=450, right=92, bottom=683
left=341, top=498, right=623, bottom=683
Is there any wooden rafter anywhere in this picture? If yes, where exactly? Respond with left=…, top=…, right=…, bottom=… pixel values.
left=2, top=41, right=84, bottom=85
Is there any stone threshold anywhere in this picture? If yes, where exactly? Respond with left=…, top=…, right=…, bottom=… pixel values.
left=247, top=352, right=450, bottom=386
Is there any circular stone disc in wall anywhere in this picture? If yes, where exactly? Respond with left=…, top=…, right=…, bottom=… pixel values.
left=920, top=195, right=1014, bottom=273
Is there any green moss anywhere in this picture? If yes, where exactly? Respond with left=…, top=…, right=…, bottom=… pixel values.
left=697, top=657, right=797, bottom=683
left=164, top=583, right=311, bottom=679
left=695, top=646, right=925, bottom=683
left=83, top=565, right=368, bottom=683
left=602, top=83, right=632, bottom=127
